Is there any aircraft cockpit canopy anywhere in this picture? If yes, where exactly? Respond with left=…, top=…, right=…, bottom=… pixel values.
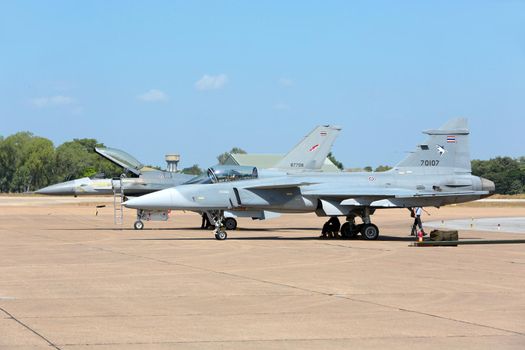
left=95, top=147, right=144, bottom=176
left=207, top=165, right=258, bottom=183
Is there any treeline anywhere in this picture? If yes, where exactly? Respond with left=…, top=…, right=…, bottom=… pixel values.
left=0, top=132, right=122, bottom=192
left=472, top=157, right=525, bottom=195
left=0, top=132, right=523, bottom=195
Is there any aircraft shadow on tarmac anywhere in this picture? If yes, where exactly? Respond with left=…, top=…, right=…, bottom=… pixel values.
left=46, top=227, right=481, bottom=242
left=128, top=234, right=421, bottom=242
left=48, top=226, right=320, bottom=232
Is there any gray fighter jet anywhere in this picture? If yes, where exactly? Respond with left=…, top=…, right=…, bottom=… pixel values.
left=36, top=147, right=195, bottom=196
left=130, top=125, right=341, bottom=229
left=124, top=118, right=496, bottom=240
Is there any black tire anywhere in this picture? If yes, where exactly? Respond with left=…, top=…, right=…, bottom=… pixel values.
left=224, top=217, right=237, bottom=230
left=134, top=221, right=144, bottom=230
left=361, top=224, right=379, bottom=240
left=215, top=231, right=227, bottom=240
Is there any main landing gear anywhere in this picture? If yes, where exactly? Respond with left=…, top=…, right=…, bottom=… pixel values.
left=361, top=223, right=379, bottom=240
left=224, top=217, right=238, bottom=230
left=212, top=211, right=229, bottom=240
left=202, top=212, right=237, bottom=231
left=321, top=208, right=380, bottom=240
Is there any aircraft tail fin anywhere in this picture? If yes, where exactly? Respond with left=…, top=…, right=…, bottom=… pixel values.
left=394, top=118, right=471, bottom=173
left=273, top=125, right=341, bottom=171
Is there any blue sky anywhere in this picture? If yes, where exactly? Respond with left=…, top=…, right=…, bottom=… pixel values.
left=1, top=1, right=524, bottom=169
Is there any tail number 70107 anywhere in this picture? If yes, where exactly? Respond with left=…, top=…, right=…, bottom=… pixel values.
left=421, top=160, right=440, bottom=166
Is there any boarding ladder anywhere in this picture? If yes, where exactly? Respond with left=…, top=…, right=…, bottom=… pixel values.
left=112, top=176, right=125, bottom=225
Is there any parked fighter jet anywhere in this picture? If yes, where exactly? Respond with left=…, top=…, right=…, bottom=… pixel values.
left=130, top=125, right=341, bottom=229
left=124, top=118, right=495, bottom=240
left=36, top=147, right=195, bottom=196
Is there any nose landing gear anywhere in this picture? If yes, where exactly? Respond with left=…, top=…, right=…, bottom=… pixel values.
left=134, top=220, right=144, bottom=230
left=213, top=211, right=228, bottom=240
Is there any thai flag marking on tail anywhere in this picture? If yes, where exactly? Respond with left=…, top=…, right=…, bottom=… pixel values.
left=320, top=131, right=327, bottom=136
left=309, top=144, right=320, bottom=152
left=447, top=136, right=456, bottom=143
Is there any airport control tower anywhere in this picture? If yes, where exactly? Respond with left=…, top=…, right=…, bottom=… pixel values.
left=165, top=154, right=180, bottom=172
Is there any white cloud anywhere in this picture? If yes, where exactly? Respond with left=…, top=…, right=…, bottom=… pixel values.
left=195, top=74, right=228, bottom=91
left=273, top=102, right=290, bottom=110
left=278, top=78, right=294, bottom=87
left=30, top=95, right=76, bottom=108
left=137, top=89, right=168, bottom=102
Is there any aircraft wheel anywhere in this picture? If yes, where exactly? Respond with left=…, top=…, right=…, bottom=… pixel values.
left=361, top=224, right=379, bottom=240
left=215, top=230, right=228, bottom=240
left=224, top=217, right=237, bottom=230
left=134, top=220, right=144, bottom=230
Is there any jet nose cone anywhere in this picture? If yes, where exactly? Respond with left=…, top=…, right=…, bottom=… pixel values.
left=36, top=181, right=76, bottom=195
left=124, top=187, right=197, bottom=210
left=124, top=188, right=175, bottom=209
left=481, top=177, right=496, bottom=194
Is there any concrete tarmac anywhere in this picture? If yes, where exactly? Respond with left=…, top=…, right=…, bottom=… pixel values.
left=0, top=196, right=524, bottom=349
left=427, top=217, right=525, bottom=233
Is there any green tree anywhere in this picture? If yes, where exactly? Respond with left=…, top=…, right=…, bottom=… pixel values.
left=22, top=136, right=55, bottom=191
left=70, top=138, right=122, bottom=178
left=364, top=166, right=373, bottom=172
left=375, top=165, right=392, bottom=172
left=54, top=139, right=122, bottom=181
left=54, top=141, right=91, bottom=181
left=0, top=132, right=35, bottom=192
left=217, top=147, right=247, bottom=164
left=327, top=152, right=344, bottom=170
left=0, top=132, right=56, bottom=192
left=508, top=179, right=523, bottom=195
left=472, top=157, right=524, bottom=194
left=181, top=164, right=203, bottom=175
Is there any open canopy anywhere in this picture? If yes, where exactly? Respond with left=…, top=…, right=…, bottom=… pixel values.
left=95, top=147, right=144, bottom=176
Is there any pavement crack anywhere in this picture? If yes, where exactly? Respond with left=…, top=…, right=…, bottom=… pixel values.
left=0, top=306, right=62, bottom=349
left=80, top=245, right=525, bottom=338
left=322, top=242, right=391, bottom=251
left=338, top=296, right=525, bottom=337
left=58, top=333, right=522, bottom=347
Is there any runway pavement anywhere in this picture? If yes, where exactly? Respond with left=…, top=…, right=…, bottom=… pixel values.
left=0, top=196, right=524, bottom=349
left=427, top=217, right=525, bottom=233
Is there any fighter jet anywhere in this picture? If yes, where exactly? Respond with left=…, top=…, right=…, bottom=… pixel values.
left=36, top=147, right=195, bottom=196
left=124, top=118, right=496, bottom=240
left=130, top=125, right=342, bottom=229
